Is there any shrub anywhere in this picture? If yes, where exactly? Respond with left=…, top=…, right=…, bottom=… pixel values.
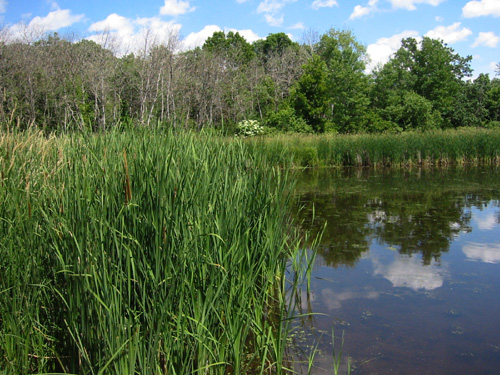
left=235, top=119, right=264, bottom=137
left=485, top=121, right=500, bottom=129
left=265, top=106, right=313, bottom=133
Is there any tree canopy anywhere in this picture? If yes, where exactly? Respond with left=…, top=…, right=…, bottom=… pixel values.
left=0, top=28, right=498, bottom=133
left=373, top=37, right=473, bottom=129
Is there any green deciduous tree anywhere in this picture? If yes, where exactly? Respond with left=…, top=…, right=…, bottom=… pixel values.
left=290, top=55, right=331, bottom=133
left=373, top=37, right=472, bottom=129
left=203, top=31, right=255, bottom=66
left=316, top=28, right=371, bottom=133
left=451, top=73, right=491, bottom=128
left=254, top=32, right=298, bottom=60
left=486, top=78, right=500, bottom=124
left=384, top=91, right=441, bottom=131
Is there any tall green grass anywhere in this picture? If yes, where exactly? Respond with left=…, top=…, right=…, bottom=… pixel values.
left=244, top=128, right=500, bottom=168
left=0, top=128, right=303, bottom=374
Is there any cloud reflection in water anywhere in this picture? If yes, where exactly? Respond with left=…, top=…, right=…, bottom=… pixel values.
left=473, top=212, right=498, bottom=231
left=462, top=242, right=500, bottom=264
left=373, top=254, right=446, bottom=291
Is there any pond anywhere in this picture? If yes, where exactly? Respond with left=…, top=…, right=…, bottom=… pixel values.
left=289, top=167, right=500, bottom=375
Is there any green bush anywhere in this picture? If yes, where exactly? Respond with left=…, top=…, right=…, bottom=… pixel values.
left=485, top=121, right=500, bottom=129
left=265, top=106, right=313, bottom=133
left=234, top=119, right=264, bottom=137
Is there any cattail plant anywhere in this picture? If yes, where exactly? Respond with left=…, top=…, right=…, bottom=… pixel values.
left=0, top=127, right=307, bottom=374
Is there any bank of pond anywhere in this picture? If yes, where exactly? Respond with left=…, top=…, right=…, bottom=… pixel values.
left=243, top=127, right=500, bottom=168
left=1, top=127, right=500, bottom=374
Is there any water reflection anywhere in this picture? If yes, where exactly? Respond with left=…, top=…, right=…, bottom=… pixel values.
left=462, top=242, right=500, bottom=263
left=471, top=206, right=500, bottom=230
left=293, top=167, right=499, bottom=267
left=373, top=254, right=446, bottom=290
left=290, top=167, right=500, bottom=375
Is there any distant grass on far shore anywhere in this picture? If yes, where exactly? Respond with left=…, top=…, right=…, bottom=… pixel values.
left=242, top=128, right=500, bottom=168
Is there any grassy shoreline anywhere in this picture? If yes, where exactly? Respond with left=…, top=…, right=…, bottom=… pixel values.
left=243, top=128, right=500, bottom=168
left=0, top=129, right=303, bottom=374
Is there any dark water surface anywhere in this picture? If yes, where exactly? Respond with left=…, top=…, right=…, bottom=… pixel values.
left=289, top=167, right=500, bottom=375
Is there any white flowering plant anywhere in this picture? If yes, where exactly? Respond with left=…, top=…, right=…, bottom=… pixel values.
left=235, top=120, right=264, bottom=137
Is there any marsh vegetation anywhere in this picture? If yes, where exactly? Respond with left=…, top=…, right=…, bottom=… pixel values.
left=0, top=128, right=310, bottom=374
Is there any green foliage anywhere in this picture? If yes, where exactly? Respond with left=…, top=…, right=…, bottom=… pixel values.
left=254, top=32, right=299, bottom=60
left=296, top=146, right=319, bottom=167
left=264, top=105, right=313, bottom=133
left=384, top=91, right=441, bottom=131
left=486, top=80, right=500, bottom=122
left=1, top=28, right=498, bottom=134
left=317, top=28, right=371, bottom=133
left=243, top=128, right=500, bottom=168
left=203, top=30, right=255, bottom=65
left=362, top=111, right=400, bottom=133
left=373, top=37, right=473, bottom=128
left=290, top=55, right=332, bottom=133
left=0, top=129, right=305, bottom=374
left=451, top=74, right=491, bottom=128
left=485, top=121, right=500, bottom=129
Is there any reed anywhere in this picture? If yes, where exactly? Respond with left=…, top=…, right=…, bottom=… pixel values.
left=0, top=128, right=304, bottom=374
left=243, top=128, right=500, bottom=168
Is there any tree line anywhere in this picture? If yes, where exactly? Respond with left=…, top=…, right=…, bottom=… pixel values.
left=1, top=27, right=499, bottom=133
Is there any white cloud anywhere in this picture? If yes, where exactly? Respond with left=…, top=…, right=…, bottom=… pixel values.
left=474, top=31, right=500, bottom=47
left=181, top=25, right=221, bottom=50
left=425, top=22, right=473, bottom=44
left=373, top=254, right=445, bottom=291
left=88, top=14, right=181, bottom=55
left=435, top=15, right=443, bottom=21
left=257, top=0, right=294, bottom=13
left=29, top=8, right=84, bottom=31
left=388, top=0, right=445, bottom=11
left=265, top=13, right=284, bottom=26
left=311, top=0, right=338, bottom=10
left=463, top=0, right=500, bottom=18
left=228, top=28, right=262, bottom=44
left=463, top=242, right=500, bottom=263
left=160, top=0, right=196, bottom=16
left=89, top=13, right=134, bottom=36
left=290, top=22, right=306, bottom=30
left=7, top=7, right=85, bottom=42
left=0, top=0, right=7, bottom=14
left=257, top=0, right=297, bottom=26
left=236, top=0, right=250, bottom=3
left=349, top=0, right=379, bottom=20
left=48, top=1, right=59, bottom=11
left=257, top=0, right=288, bottom=13
left=366, top=30, right=420, bottom=72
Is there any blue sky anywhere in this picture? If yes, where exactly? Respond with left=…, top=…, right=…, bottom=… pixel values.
left=1, top=0, right=499, bottom=76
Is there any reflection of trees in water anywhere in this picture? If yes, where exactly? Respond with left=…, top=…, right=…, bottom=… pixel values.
left=294, top=192, right=371, bottom=267
left=292, top=168, right=500, bottom=268
left=371, top=193, right=471, bottom=265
